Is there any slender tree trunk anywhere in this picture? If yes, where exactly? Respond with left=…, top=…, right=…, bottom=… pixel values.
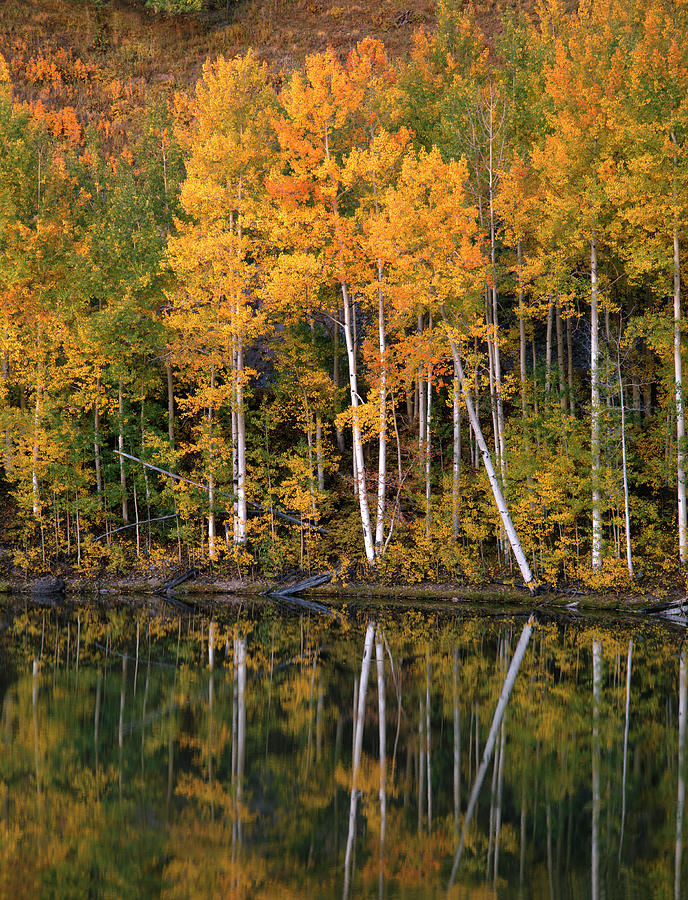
left=207, top=369, right=216, bottom=561
left=617, top=351, right=633, bottom=576
left=166, top=361, right=175, bottom=446
left=485, top=290, right=501, bottom=469
left=236, top=338, right=247, bottom=544
left=94, top=377, right=102, bottom=496
left=488, top=96, right=506, bottom=483
left=333, top=312, right=345, bottom=454
left=304, top=400, right=317, bottom=520
left=375, top=262, right=387, bottom=550
left=453, top=367, right=461, bottom=539
left=556, top=300, right=566, bottom=412
left=342, top=280, right=375, bottom=563
left=591, top=237, right=603, bottom=570
left=518, top=241, right=527, bottom=417
left=418, top=314, right=426, bottom=452
left=567, top=314, right=575, bottom=415
left=425, top=362, right=432, bottom=537
left=311, top=413, right=323, bottom=492
left=118, top=381, right=128, bottom=524
left=545, top=300, right=554, bottom=402
left=674, top=226, right=688, bottom=565
left=441, top=310, right=538, bottom=592
left=2, top=342, right=11, bottom=475
left=231, top=345, right=239, bottom=543
left=32, top=328, right=43, bottom=520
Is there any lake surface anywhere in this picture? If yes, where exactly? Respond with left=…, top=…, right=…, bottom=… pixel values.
left=0, top=595, right=685, bottom=898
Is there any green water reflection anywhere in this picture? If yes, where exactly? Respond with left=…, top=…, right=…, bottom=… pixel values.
left=0, top=599, right=685, bottom=898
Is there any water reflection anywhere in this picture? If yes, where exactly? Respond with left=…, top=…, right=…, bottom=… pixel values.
left=0, top=601, right=686, bottom=898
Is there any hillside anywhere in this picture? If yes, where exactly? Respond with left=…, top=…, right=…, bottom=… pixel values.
left=0, top=0, right=437, bottom=99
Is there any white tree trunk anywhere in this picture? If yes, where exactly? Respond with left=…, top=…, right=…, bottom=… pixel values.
left=375, top=264, right=387, bottom=550
left=617, top=351, right=633, bottom=576
left=441, top=311, right=538, bottom=592
left=488, top=97, right=506, bottom=483
left=567, top=314, right=575, bottom=415
left=591, top=236, right=603, bottom=570
left=236, top=338, right=247, bottom=544
left=674, top=227, right=688, bottom=565
left=333, top=313, right=345, bottom=454
left=342, top=283, right=375, bottom=564
left=518, top=241, right=527, bottom=417
left=2, top=344, right=11, bottom=475
left=545, top=299, right=553, bottom=401
left=556, top=299, right=566, bottom=411
left=452, top=367, right=461, bottom=539
left=207, top=368, right=217, bottom=559
left=316, top=415, right=325, bottom=492
left=231, top=345, right=239, bottom=543
left=425, top=363, right=432, bottom=537
left=118, top=380, right=128, bottom=524
left=94, top=377, right=102, bottom=496
left=166, top=361, right=175, bottom=445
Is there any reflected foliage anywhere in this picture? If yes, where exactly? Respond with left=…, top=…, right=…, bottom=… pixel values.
left=0, top=600, right=685, bottom=898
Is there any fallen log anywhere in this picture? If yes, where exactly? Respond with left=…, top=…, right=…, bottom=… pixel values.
left=271, top=569, right=337, bottom=596
left=641, top=598, right=688, bottom=616
left=155, top=567, right=197, bottom=594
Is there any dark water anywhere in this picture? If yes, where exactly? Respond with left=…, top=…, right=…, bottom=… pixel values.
left=0, top=597, right=686, bottom=898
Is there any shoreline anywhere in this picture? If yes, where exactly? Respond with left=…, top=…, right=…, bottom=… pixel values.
left=0, top=569, right=681, bottom=613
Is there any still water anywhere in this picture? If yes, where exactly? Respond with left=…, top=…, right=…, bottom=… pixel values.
left=0, top=596, right=685, bottom=898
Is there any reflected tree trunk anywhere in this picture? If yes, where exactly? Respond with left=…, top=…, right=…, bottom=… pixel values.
left=343, top=622, right=375, bottom=900
left=520, top=776, right=527, bottom=889
left=32, top=659, right=40, bottom=797
left=426, top=648, right=432, bottom=833
left=94, top=669, right=101, bottom=795
left=676, top=646, right=687, bottom=900
left=453, top=649, right=461, bottom=835
left=418, top=696, right=425, bottom=834
left=208, top=668, right=214, bottom=823
left=449, top=617, right=535, bottom=886
left=494, top=722, right=506, bottom=885
left=376, top=635, right=386, bottom=900
left=592, top=640, right=602, bottom=900
left=119, top=655, right=126, bottom=798
left=166, top=732, right=174, bottom=824
left=546, top=802, right=555, bottom=900
left=619, top=639, right=632, bottom=864
left=233, top=637, right=246, bottom=851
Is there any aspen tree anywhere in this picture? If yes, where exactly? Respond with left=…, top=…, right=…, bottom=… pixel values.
left=169, top=52, right=275, bottom=550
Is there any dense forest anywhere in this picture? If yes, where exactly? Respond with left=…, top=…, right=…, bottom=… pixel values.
left=1, top=0, right=688, bottom=591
